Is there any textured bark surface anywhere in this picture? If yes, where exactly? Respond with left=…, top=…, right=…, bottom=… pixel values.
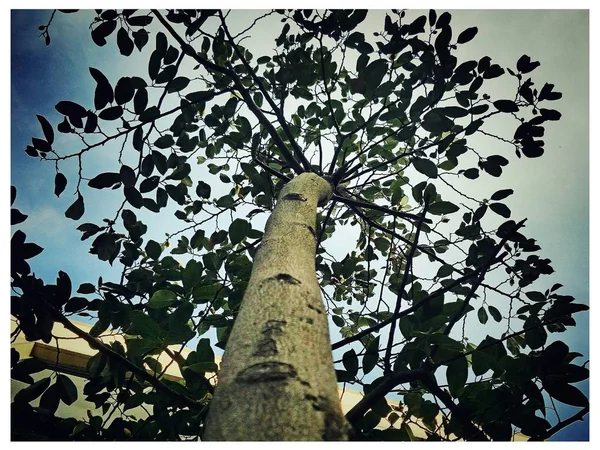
left=203, top=173, right=349, bottom=441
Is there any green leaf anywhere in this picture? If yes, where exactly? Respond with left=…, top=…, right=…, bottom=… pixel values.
left=56, top=374, right=78, bottom=405
left=343, top=349, right=359, bottom=376
left=446, top=357, right=468, bottom=397
left=373, top=237, right=389, bottom=253
left=428, top=201, right=459, bottom=215
left=363, top=336, right=380, bottom=374
left=182, top=259, right=203, bottom=291
left=89, top=318, right=110, bottom=337
left=477, top=306, right=488, bottom=324
left=360, top=59, right=388, bottom=94
left=14, top=376, right=51, bottom=404
left=154, top=134, right=175, bottom=149
left=412, top=158, right=438, bottom=178
left=167, top=76, right=190, bottom=93
left=196, top=181, right=211, bottom=199
left=39, top=382, right=60, bottom=414
left=128, top=310, right=162, bottom=337
left=543, top=380, right=588, bottom=407
left=229, top=218, right=251, bottom=245
left=145, top=240, right=162, bottom=260
left=65, top=194, right=85, bottom=220
left=184, top=362, right=218, bottom=374
left=488, top=305, right=502, bottom=322
left=148, top=289, right=177, bottom=308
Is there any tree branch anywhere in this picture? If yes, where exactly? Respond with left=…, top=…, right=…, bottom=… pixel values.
left=151, top=9, right=306, bottom=175
left=331, top=267, right=483, bottom=350
left=37, top=298, right=205, bottom=411
left=419, top=373, right=489, bottom=441
left=217, top=10, right=312, bottom=172
left=333, top=190, right=433, bottom=224
left=383, top=200, right=429, bottom=374
left=529, top=405, right=589, bottom=441
left=345, top=369, right=425, bottom=426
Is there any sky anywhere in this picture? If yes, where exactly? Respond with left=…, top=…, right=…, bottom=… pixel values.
left=7, top=3, right=594, bottom=442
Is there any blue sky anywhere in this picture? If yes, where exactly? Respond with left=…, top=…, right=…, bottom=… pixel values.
left=9, top=7, right=591, bottom=441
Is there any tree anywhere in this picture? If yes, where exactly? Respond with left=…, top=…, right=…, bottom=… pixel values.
left=11, top=9, right=588, bottom=441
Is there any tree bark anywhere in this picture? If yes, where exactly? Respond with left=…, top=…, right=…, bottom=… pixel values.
left=203, top=173, right=349, bottom=440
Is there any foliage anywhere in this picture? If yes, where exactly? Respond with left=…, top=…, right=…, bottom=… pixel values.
left=11, top=9, right=588, bottom=441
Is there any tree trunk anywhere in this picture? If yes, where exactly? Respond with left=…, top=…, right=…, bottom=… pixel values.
left=203, top=172, right=349, bottom=441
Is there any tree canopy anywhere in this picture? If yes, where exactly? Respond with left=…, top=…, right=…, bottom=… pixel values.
left=11, top=9, right=588, bottom=441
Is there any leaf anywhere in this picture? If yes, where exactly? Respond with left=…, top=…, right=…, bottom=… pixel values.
left=493, top=100, right=519, bottom=113
left=489, top=202, right=511, bottom=218
left=154, top=135, right=175, bottom=149
left=115, top=77, right=135, bottom=105
left=11, top=208, right=28, bottom=225
left=99, top=105, right=123, bottom=121
left=490, top=189, right=513, bottom=201
left=517, top=54, right=541, bottom=74
left=117, top=27, right=134, bottom=56
left=20, top=242, right=44, bottom=259
left=360, top=59, right=388, bottom=94
left=167, top=77, right=190, bottom=93
left=91, top=20, right=117, bottom=47
left=89, top=67, right=114, bottom=110
left=412, top=158, right=438, bottom=178
left=428, top=201, right=459, bottom=215
left=446, top=357, right=468, bottom=397
left=65, top=194, right=85, bottom=220
left=140, top=106, right=161, bottom=123
left=525, top=291, right=546, bottom=302
left=77, top=283, right=96, bottom=294
left=148, top=290, right=177, bottom=308
left=363, top=336, right=380, bottom=375
left=477, top=306, right=488, bottom=324
left=457, top=27, right=478, bottom=44
left=463, top=168, right=479, bottom=179
left=542, top=380, right=588, bottom=407
left=14, top=376, right=51, bottom=404
left=36, top=115, right=54, bottom=145
left=124, top=187, right=143, bottom=209
left=196, top=181, right=211, bottom=199
left=56, top=374, right=78, bottom=405
left=145, top=240, right=162, bottom=260
left=140, top=175, right=160, bottom=193
left=229, top=218, right=251, bottom=245
left=55, top=100, right=87, bottom=119
left=435, top=11, right=451, bottom=29
left=540, top=108, right=561, bottom=121
left=127, top=15, right=153, bottom=27
left=488, top=305, right=502, bottom=322
left=184, top=362, right=219, bottom=374
left=127, top=310, right=161, bottom=337
left=342, top=349, right=359, bottom=376
left=89, top=172, right=121, bottom=189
